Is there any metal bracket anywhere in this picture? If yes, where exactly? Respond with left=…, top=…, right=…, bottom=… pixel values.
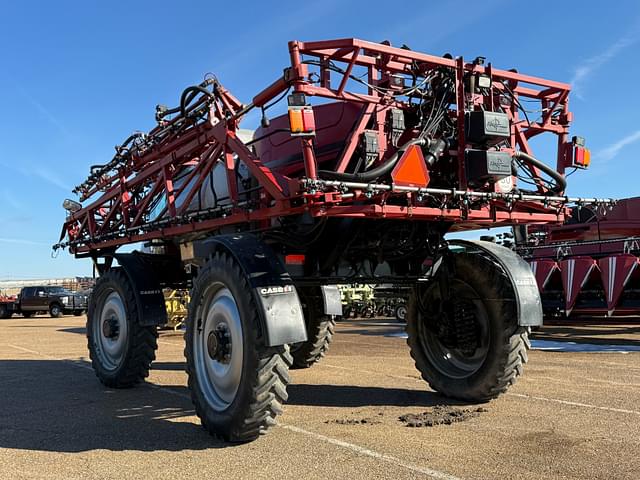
left=320, top=285, right=343, bottom=316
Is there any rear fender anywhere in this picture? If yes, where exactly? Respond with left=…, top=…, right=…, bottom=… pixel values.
left=448, top=240, right=542, bottom=326
left=192, top=234, right=307, bottom=346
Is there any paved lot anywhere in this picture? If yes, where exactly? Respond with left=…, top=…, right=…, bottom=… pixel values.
left=0, top=315, right=638, bottom=479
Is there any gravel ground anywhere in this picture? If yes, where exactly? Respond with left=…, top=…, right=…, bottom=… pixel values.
left=0, top=315, right=638, bottom=479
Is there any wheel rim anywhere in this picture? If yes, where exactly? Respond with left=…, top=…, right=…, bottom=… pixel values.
left=193, top=283, right=243, bottom=411
left=52, top=306, right=60, bottom=316
left=397, top=305, right=407, bottom=321
left=93, top=290, right=129, bottom=371
left=418, top=280, right=490, bottom=379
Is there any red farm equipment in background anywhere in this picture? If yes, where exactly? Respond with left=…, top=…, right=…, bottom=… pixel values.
left=516, top=198, right=640, bottom=319
left=55, top=38, right=608, bottom=442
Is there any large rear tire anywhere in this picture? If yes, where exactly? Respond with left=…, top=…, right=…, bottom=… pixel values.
left=87, top=269, right=158, bottom=388
left=0, top=304, right=11, bottom=319
left=290, top=288, right=336, bottom=369
left=185, top=252, right=292, bottom=442
left=407, top=253, right=530, bottom=402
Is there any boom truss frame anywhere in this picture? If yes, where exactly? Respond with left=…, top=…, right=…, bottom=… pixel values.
left=58, top=38, right=584, bottom=256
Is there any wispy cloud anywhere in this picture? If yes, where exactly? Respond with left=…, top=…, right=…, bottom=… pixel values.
left=15, top=85, right=73, bottom=138
left=597, top=129, right=640, bottom=162
left=0, top=237, right=49, bottom=246
left=2, top=190, right=23, bottom=210
left=32, top=166, right=71, bottom=191
left=381, top=0, right=507, bottom=48
left=571, top=33, right=638, bottom=98
left=0, top=160, right=71, bottom=192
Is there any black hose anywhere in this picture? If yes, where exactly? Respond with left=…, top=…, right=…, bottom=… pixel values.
left=88, top=133, right=144, bottom=174
left=319, top=138, right=426, bottom=182
left=513, top=150, right=566, bottom=194
left=180, top=85, right=215, bottom=117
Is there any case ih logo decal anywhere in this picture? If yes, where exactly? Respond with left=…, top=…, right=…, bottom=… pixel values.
left=259, top=285, right=294, bottom=296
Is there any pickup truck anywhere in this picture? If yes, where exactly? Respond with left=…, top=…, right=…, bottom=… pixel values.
left=0, top=286, right=88, bottom=318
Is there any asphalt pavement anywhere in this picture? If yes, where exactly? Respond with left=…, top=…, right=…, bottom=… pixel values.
left=0, top=315, right=638, bottom=479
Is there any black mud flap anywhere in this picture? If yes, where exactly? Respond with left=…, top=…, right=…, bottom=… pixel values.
left=113, top=252, right=186, bottom=327
left=193, top=234, right=308, bottom=346
left=448, top=240, right=543, bottom=326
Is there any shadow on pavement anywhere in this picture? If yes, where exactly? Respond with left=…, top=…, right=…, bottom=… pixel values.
left=0, top=357, right=454, bottom=452
left=151, top=361, right=186, bottom=371
left=287, top=383, right=464, bottom=408
left=58, top=327, right=86, bottom=335
left=532, top=324, right=640, bottom=347
left=0, top=359, right=227, bottom=452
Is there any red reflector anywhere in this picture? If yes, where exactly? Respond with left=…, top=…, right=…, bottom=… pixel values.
left=302, top=108, right=316, bottom=131
left=285, top=254, right=306, bottom=265
left=391, top=144, right=430, bottom=187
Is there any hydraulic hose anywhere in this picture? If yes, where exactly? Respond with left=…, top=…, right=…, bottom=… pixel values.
left=319, top=137, right=426, bottom=182
left=513, top=150, right=566, bottom=194
left=180, top=85, right=215, bottom=117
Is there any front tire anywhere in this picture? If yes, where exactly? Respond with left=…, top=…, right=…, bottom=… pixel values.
left=185, top=252, right=292, bottom=442
left=407, top=253, right=530, bottom=402
left=49, top=304, right=63, bottom=318
left=0, top=304, right=11, bottom=319
left=290, top=288, right=336, bottom=369
left=87, top=268, right=158, bottom=388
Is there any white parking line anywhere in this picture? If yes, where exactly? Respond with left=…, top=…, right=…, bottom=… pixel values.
left=7, top=344, right=93, bottom=371
left=5, top=343, right=463, bottom=479
left=323, top=363, right=640, bottom=416
left=529, top=374, right=640, bottom=389
left=280, top=424, right=462, bottom=480
left=506, top=393, right=640, bottom=416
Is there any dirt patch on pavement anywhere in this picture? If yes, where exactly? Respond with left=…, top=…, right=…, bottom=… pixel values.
left=399, top=405, right=487, bottom=427
left=326, top=418, right=382, bottom=425
left=325, top=412, right=384, bottom=425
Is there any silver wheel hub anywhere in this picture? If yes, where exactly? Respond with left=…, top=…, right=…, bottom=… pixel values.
left=206, top=324, right=232, bottom=363
left=194, top=285, right=243, bottom=411
left=93, top=290, right=129, bottom=371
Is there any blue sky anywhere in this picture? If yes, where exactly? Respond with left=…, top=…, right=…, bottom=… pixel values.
left=1, top=1, right=639, bottom=278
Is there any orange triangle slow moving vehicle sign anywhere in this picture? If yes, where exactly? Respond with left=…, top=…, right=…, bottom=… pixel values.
left=391, top=144, right=430, bottom=187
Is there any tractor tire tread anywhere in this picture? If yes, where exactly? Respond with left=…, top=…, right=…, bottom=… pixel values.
left=87, top=268, right=158, bottom=388
left=185, top=251, right=291, bottom=442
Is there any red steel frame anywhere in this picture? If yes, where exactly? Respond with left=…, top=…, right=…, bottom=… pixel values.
left=59, top=38, right=577, bottom=255
left=521, top=198, right=640, bottom=317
